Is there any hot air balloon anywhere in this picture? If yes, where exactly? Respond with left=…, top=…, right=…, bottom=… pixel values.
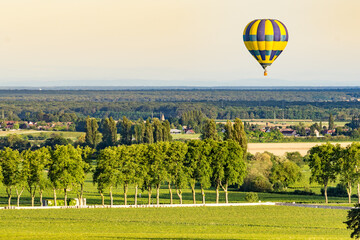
left=243, top=19, right=289, bottom=76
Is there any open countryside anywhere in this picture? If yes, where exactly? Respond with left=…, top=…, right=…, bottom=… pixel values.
left=2, top=0, right=360, bottom=239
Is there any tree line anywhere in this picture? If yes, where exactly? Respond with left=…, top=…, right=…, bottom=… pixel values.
left=4, top=88, right=360, bottom=123
left=0, top=140, right=246, bottom=207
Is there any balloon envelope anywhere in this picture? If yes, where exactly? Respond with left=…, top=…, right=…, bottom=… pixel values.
left=243, top=19, right=289, bottom=73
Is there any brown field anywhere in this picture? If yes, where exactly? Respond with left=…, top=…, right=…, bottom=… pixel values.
left=248, top=142, right=356, bottom=156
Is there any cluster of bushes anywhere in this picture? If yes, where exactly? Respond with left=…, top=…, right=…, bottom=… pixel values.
left=241, top=152, right=303, bottom=193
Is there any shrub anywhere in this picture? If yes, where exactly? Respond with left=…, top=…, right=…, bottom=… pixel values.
left=242, top=175, right=273, bottom=192
left=273, top=182, right=284, bottom=192
left=293, top=189, right=315, bottom=195
left=245, top=192, right=259, bottom=202
left=321, top=184, right=347, bottom=197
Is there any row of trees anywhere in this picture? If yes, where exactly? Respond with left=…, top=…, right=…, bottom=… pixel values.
left=0, top=140, right=246, bottom=207
left=308, top=142, right=360, bottom=203
left=94, top=139, right=246, bottom=206
left=0, top=145, right=93, bottom=207
left=84, top=116, right=172, bottom=149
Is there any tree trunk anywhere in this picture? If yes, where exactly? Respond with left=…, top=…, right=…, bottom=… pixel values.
left=156, top=183, right=160, bottom=206
left=31, top=194, right=35, bottom=207
left=148, top=185, right=152, bottom=205
left=347, top=182, right=352, bottom=204
left=101, top=192, right=104, bottom=206
left=134, top=184, right=138, bottom=206
left=220, top=181, right=229, bottom=204
left=6, top=188, right=11, bottom=207
left=324, top=182, right=328, bottom=204
left=190, top=180, right=196, bottom=204
left=201, top=186, right=205, bottom=204
left=109, top=186, right=113, bottom=206
left=80, top=184, right=84, bottom=207
left=124, top=183, right=128, bottom=206
left=16, top=187, right=24, bottom=207
left=64, top=188, right=68, bottom=206
left=40, top=190, right=43, bottom=206
left=176, top=188, right=183, bottom=204
left=168, top=182, right=173, bottom=204
left=215, top=184, right=219, bottom=204
left=54, top=189, right=57, bottom=206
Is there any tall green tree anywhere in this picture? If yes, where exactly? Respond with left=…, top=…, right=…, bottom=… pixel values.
left=119, top=116, right=133, bottom=145
left=223, top=120, right=233, bottom=140
left=134, top=118, right=145, bottom=144
left=116, top=145, right=136, bottom=205
left=329, top=113, right=335, bottom=130
left=147, top=142, right=168, bottom=205
left=153, top=118, right=164, bottom=142
left=185, top=140, right=212, bottom=204
left=162, top=120, right=172, bottom=142
left=128, top=144, right=147, bottom=206
left=233, top=118, right=247, bottom=157
left=165, top=142, right=188, bottom=204
left=220, top=140, right=247, bottom=203
left=0, top=148, right=21, bottom=207
left=341, top=143, right=360, bottom=203
left=76, top=146, right=94, bottom=206
left=210, top=140, right=225, bottom=203
left=93, top=147, right=119, bottom=206
left=22, top=147, right=50, bottom=206
left=48, top=145, right=85, bottom=206
left=201, top=119, right=218, bottom=140
left=102, top=117, right=117, bottom=147
left=307, top=143, right=341, bottom=203
left=144, top=119, right=154, bottom=144
left=85, top=117, right=101, bottom=149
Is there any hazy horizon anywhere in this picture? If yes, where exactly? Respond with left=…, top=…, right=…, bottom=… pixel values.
left=1, top=0, right=359, bottom=87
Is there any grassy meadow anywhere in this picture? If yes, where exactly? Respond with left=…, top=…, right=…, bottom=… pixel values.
left=0, top=206, right=350, bottom=239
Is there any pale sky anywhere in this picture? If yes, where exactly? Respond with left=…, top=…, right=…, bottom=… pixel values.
left=0, top=0, right=359, bottom=86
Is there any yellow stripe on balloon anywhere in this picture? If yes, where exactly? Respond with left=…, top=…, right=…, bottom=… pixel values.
left=258, top=41, right=266, bottom=51
left=264, top=20, right=274, bottom=35
left=249, top=20, right=261, bottom=51
left=272, top=41, right=287, bottom=51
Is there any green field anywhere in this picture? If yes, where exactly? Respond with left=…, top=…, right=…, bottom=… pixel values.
left=171, top=133, right=201, bottom=140
left=0, top=206, right=350, bottom=239
left=0, top=130, right=84, bottom=140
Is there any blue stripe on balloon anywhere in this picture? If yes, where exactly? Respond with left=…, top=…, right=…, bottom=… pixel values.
left=253, top=50, right=260, bottom=56
left=259, top=50, right=266, bottom=60
left=250, top=35, right=257, bottom=41
left=270, top=50, right=277, bottom=60
left=270, top=20, right=281, bottom=41
left=281, top=35, right=287, bottom=41
left=257, top=19, right=266, bottom=41
left=265, top=50, right=272, bottom=56
left=265, top=35, right=274, bottom=41
left=244, top=20, right=257, bottom=41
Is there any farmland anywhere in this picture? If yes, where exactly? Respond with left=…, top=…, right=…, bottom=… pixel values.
left=0, top=206, right=349, bottom=239
left=247, top=141, right=356, bottom=156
